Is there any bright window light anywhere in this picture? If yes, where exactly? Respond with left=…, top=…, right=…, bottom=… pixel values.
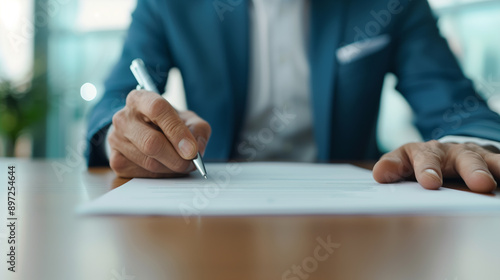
left=429, top=0, right=493, bottom=9
left=80, top=83, right=97, bottom=101
left=0, top=0, right=22, bottom=31
left=76, top=0, right=136, bottom=32
left=0, top=0, right=32, bottom=81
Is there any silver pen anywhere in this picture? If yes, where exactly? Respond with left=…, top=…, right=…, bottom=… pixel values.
left=130, top=58, right=208, bottom=179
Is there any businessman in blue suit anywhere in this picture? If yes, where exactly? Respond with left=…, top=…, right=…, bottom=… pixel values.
left=87, top=0, right=500, bottom=192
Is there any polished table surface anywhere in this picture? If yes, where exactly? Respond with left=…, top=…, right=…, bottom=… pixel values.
left=2, top=159, right=500, bottom=280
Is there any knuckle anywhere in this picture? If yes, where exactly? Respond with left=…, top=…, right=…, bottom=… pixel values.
left=412, top=151, right=427, bottom=163
left=109, top=153, right=128, bottom=174
left=162, top=117, right=186, bottom=137
left=143, top=156, right=163, bottom=172
left=111, top=113, right=119, bottom=126
left=402, top=142, right=419, bottom=155
left=379, top=152, right=392, bottom=161
left=411, top=151, right=443, bottom=169
left=141, top=133, right=164, bottom=156
left=464, top=142, right=480, bottom=150
left=406, top=142, right=420, bottom=148
left=148, top=98, right=171, bottom=119
left=459, top=149, right=481, bottom=159
left=112, top=110, right=124, bottom=127
left=107, top=131, right=118, bottom=148
left=448, top=143, right=464, bottom=154
left=413, top=141, right=445, bottom=160
left=427, top=140, right=443, bottom=149
left=425, top=149, right=443, bottom=161
left=125, top=90, right=140, bottom=106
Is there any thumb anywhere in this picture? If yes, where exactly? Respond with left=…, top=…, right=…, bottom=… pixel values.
left=373, top=147, right=414, bottom=184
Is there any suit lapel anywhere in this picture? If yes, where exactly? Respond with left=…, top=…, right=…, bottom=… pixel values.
left=309, top=0, right=346, bottom=161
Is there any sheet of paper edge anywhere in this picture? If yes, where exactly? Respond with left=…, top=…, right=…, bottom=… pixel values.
left=77, top=163, right=500, bottom=216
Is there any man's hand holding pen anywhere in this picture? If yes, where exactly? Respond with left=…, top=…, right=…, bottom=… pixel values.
left=108, top=89, right=211, bottom=178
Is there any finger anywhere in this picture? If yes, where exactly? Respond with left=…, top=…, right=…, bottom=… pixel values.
left=454, top=149, right=497, bottom=193
left=109, top=129, right=190, bottom=174
left=180, top=111, right=211, bottom=156
left=109, top=150, right=187, bottom=179
left=484, top=153, right=500, bottom=180
left=120, top=116, right=193, bottom=174
left=373, top=147, right=414, bottom=184
left=406, top=141, right=444, bottom=190
left=127, top=90, right=198, bottom=160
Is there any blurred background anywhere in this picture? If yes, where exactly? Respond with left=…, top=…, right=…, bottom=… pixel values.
left=0, top=0, right=499, bottom=160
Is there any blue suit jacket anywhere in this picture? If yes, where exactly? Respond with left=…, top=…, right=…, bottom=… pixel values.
left=87, top=0, right=500, bottom=166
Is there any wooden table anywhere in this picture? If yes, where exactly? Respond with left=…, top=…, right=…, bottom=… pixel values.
left=2, top=159, right=500, bottom=280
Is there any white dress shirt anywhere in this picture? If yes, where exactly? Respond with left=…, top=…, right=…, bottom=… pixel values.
left=234, top=0, right=316, bottom=162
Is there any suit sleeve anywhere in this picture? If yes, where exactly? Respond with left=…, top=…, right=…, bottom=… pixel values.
left=391, top=0, right=500, bottom=142
left=86, top=0, right=172, bottom=167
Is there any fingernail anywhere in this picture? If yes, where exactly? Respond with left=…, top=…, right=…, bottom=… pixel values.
left=424, top=169, right=442, bottom=183
left=197, top=137, right=207, bottom=156
left=178, top=138, right=196, bottom=159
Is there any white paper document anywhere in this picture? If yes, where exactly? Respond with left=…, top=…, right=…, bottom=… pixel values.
left=78, top=163, right=500, bottom=217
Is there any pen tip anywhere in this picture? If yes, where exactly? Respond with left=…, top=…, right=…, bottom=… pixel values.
left=204, top=175, right=207, bottom=179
